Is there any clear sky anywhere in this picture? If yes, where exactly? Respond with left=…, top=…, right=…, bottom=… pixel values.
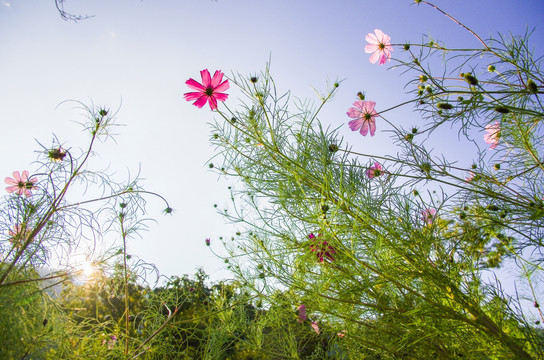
left=1, top=0, right=543, bottom=282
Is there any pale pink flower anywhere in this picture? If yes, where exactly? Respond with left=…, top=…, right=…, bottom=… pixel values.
left=421, top=208, right=437, bottom=225
left=8, top=224, right=28, bottom=248
left=347, top=101, right=378, bottom=136
left=366, top=162, right=384, bottom=179
left=465, top=171, right=475, bottom=182
left=365, top=29, right=393, bottom=65
left=484, top=121, right=500, bottom=149
left=184, top=69, right=229, bottom=110
left=311, top=321, right=320, bottom=334
left=103, top=335, right=117, bottom=349
left=337, top=330, right=346, bottom=338
left=297, top=304, right=307, bottom=322
left=5, top=171, right=37, bottom=197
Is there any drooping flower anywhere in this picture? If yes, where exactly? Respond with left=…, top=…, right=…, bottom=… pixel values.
left=347, top=101, right=378, bottom=136
left=365, top=29, right=393, bottom=65
left=184, top=69, right=229, bottom=110
left=297, top=304, right=307, bottom=322
left=309, top=233, right=336, bottom=263
left=48, top=147, right=67, bottom=162
left=5, top=171, right=38, bottom=197
left=9, top=224, right=29, bottom=248
left=484, top=121, right=500, bottom=149
left=366, top=162, right=384, bottom=179
left=421, top=208, right=437, bottom=225
left=311, top=321, right=320, bottom=334
left=205, top=238, right=211, bottom=246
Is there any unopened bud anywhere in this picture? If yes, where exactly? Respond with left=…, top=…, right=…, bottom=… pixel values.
left=527, top=79, right=538, bottom=94
left=437, top=102, right=453, bottom=110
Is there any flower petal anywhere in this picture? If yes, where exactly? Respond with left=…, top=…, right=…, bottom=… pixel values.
left=210, top=70, right=225, bottom=88
left=348, top=119, right=362, bottom=131
left=184, top=91, right=205, bottom=101
left=185, top=78, right=206, bottom=92
left=5, top=177, right=17, bottom=186
left=5, top=185, right=19, bottom=193
left=364, top=43, right=378, bottom=54
left=208, top=96, right=218, bottom=110
left=368, top=119, right=376, bottom=136
left=200, top=69, right=212, bottom=87
left=368, top=51, right=381, bottom=64
left=214, top=93, right=229, bottom=101
left=359, top=121, right=369, bottom=136
left=214, top=79, right=230, bottom=93
left=365, top=32, right=379, bottom=45
left=192, top=95, right=209, bottom=109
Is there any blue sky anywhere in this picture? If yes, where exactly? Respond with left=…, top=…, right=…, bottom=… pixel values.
left=1, top=0, right=543, bottom=282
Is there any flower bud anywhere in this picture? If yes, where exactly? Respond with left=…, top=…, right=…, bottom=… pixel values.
left=463, top=73, right=478, bottom=86
left=487, top=65, right=496, bottom=72
left=527, top=79, right=538, bottom=94
left=250, top=76, right=258, bottom=83
left=437, top=102, right=453, bottom=110
left=357, top=92, right=365, bottom=100
left=494, top=106, right=510, bottom=114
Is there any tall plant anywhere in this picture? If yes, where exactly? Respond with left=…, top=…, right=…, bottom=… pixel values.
left=190, top=2, right=544, bottom=358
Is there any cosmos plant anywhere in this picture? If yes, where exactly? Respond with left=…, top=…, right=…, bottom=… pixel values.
left=203, top=2, right=544, bottom=359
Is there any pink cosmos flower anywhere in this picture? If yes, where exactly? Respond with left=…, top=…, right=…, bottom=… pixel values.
left=184, top=69, right=229, bottom=110
left=337, top=330, right=346, bottom=338
left=347, top=101, right=378, bottom=136
left=309, top=233, right=336, bottom=263
left=9, top=224, right=28, bottom=248
left=5, top=171, right=38, bottom=197
left=366, top=162, right=384, bottom=179
left=297, top=304, right=307, bottom=322
left=421, top=208, right=437, bottom=225
left=103, top=335, right=117, bottom=349
left=365, top=29, right=393, bottom=65
left=311, top=321, right=320, bottom=334
left=466, top=171, right=475, bottom=182
left=484, top=121, right=500, bottom=149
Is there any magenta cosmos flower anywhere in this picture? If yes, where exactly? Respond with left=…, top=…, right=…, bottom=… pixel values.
left=484, top=121, right=500, bottom=149
left=309, top=233, right=336, bottom=263
left=367, top=162, right=384, bottom=179
left=184, top=69, right=229, bottom=110
left=5, top=171, right=37, bottom=197
left=347, top=100, right=378, bottom=136
left=297, top=304, right=307, bottom=323
left=365, top=29, right=393, bottom=65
